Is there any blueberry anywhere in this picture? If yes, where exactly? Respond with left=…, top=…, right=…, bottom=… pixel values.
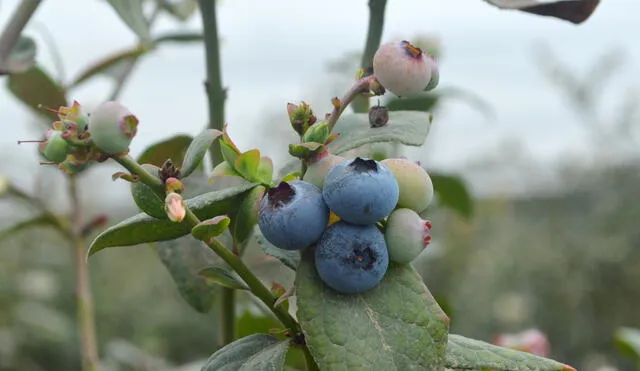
left=302, top=153, right=345, bottom=189
left=88, top=101, right=139, bottom=155
left=381, top=158, right=434, bottom=213
left=258, top=180, right=329, bottom=251
left=384, top=208, right=432, bottom=264
left=314, top=221, right=389, bottom=294
left=322, top=157, right=399, bottom=225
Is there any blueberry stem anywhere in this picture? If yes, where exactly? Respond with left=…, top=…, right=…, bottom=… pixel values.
left=183, top=208, right=300, bottom=332
left=351, top=0, right=388, bottom=114
left=326, top=75, right=375, bottom=133
left=111, top=154, right=302, bottom=338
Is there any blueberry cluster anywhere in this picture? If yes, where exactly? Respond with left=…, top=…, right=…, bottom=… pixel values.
left=258, top=156, right=434, bottom=295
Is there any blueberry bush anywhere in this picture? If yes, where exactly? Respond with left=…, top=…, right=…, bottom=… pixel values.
left=1, top=0, right=601, bottom=370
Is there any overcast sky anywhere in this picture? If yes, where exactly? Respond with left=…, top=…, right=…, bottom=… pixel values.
left=0, top=0, right=638, bottom=203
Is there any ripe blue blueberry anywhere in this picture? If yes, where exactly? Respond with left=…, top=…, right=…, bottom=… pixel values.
left=322, top=157, right=399, bottom=225
left=258, top=180, right=329, bottom=251
left=314, top=221, right=389, bottom=294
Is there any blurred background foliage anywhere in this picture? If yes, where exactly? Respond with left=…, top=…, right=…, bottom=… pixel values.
left=1, top=0, right=640, bottom=371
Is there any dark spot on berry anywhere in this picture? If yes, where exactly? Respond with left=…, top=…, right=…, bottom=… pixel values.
left=267, top=182, right=296, bottom=209
left=363, top=204, right=371, bottom=214
left=349, top=157, right=378, bottom=173
left=345, top=244, right=376, bottom=271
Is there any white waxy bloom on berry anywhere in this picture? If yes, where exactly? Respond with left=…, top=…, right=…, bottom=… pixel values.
left=88, top=101, right=139, bottom=155
left=373, top=40, right=433, bottom=97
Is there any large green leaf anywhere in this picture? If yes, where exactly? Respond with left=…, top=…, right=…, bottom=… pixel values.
left=429, top=172, right=474, bottom=219
left=155, top=235, right=220, bottom=313
left=386, top=93, right=439, bottom=112
left=137, top=135, right=193, bottom=169
left=7, top=66, right=67, bottom=121
left=328, top=111, right=432, bottom=155
left=255, top=233, right=300, bottom=271
left=202, top=334, right=290, bottom=371
left=295, top=253, right=449, bottom=370
left=67, top=45, right=149, bottom=89
left=88, top=182, right=259, bottom=257
left=615, top=327, right=640, bottom=360
left=0, top=36, right=37, bottom=75
left=444, top=334, right=576, bottom=371
left=236, top=311, right=282, bottom=339
left=181, top=129, right=222, bottom=178
left=105, top=0, right=150, bottom=41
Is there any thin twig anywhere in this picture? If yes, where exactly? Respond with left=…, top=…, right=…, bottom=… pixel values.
left=69, top=176, right=100, bottom=371
left=327, top=75, right=375, bottom=132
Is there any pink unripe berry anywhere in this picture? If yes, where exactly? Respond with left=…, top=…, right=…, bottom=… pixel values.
left=88, top=101, right=138, bottom=155
left=373, top=41, right=432, bottom=97
left=303, top=153, right=346, bottom=188
left=384, top=208, right=432, bottom=264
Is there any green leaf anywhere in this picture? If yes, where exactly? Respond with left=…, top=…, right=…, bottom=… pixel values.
left=482, top=0, right=600, bottom=24
left=154, top=31, right=203, bottom=44
left=7, top=66, right=67, bottom=121
left=105, top=0, right=151, bottom=42
left=154, top=235, right=220, bottom=313
left=230, top=185, right=265, bottom=251
left=202, top=334, right=289, bottom=371
left=429, top=172, right=474, bottom=218
left=295, top=254, right=449, bottom=371
left=67, top=45, right=149, bottom=89
left=158, top=0, right=198, bottom=22
left=137, top=135, right=193, bottom=169
left=0, top=215, right=65, bottom=242
left=0, top=36, right=37, bottom=75
left=255, top=233, right=300, bottom=271
left=130, top=164, right=165, bottom=219
left=444, top=334, right=576, bottom=371
left=328, top=111, right=432, bottom=155
left=198, top=266, right=249, bottom=291
left=181, top=129, right=223, bottom=178
left=88, top=182, right=259, bottom=257
left=191, top=216, right=231, bottom=241
left=236, top=311, right=283, bottom=339
left=234, top=149, right=261, bottom=181
left=615, top=327, right=640, bottom=360
left=256, top=157, right=274, bottom=185
left=386, top=93, right=439, bottom=112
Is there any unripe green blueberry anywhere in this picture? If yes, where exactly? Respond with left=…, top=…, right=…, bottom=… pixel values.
left=381, top=158, right=434, bottom=213
left=88, top=101, right=139, bottom=154
left=39, top=129, right=70, bottom=163
left=302, top=153, right=345, bottom=188
left=384, top=208, right=432, bottom=264
left=373, top=41, right=432, bottom=97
